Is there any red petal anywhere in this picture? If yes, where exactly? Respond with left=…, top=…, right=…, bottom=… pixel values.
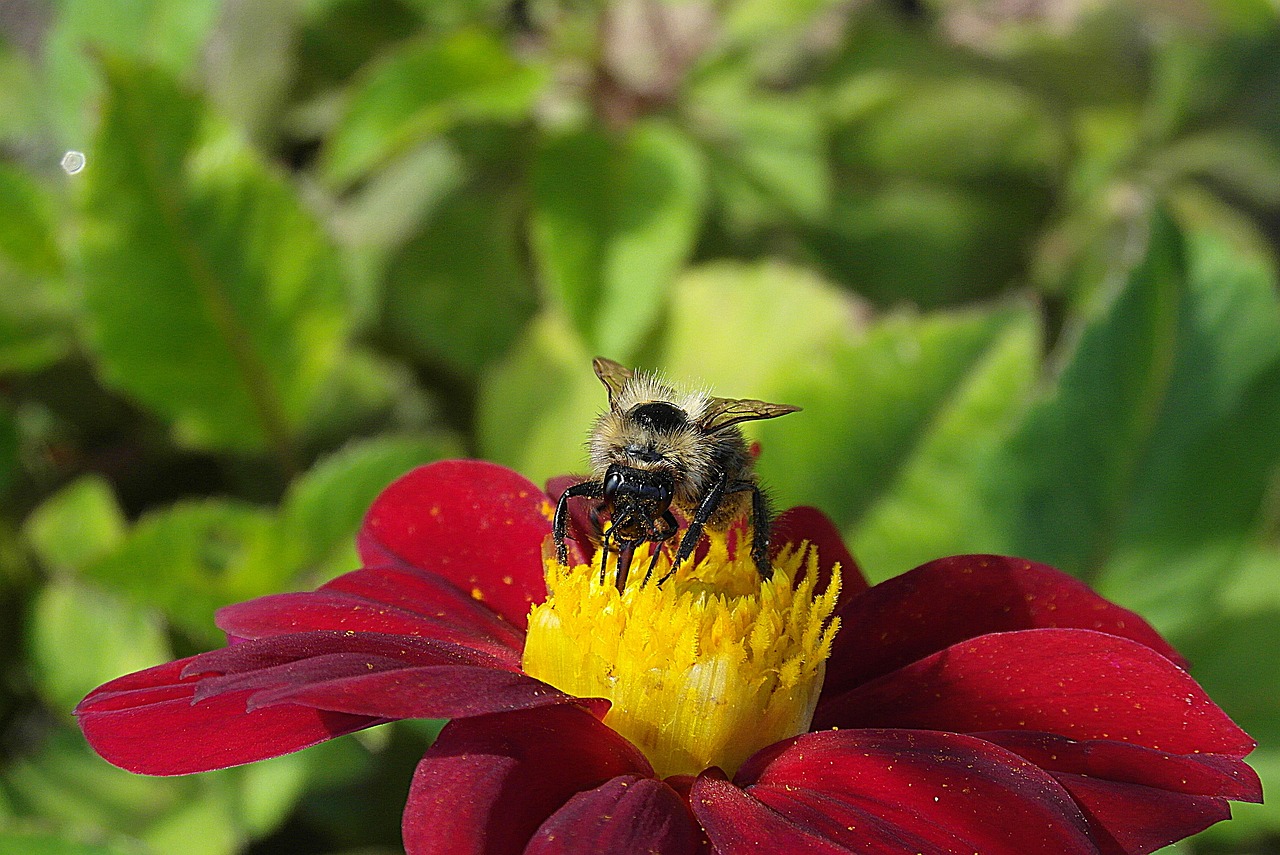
left=76, top=658, right=378, bottom=775
left=770, top=506, right=868, bottom=602
left=524, top=776, right=703, bottom=855
left=358, top=460, right=552, bottom=628
left=693, top=729, right=1097, bottom=854
left=815, top=628, right=1256, bottom=759
left=180, top=631, right=576, bottom=722
left=250, top=665, right=607, bottom=721
left=215, top=570, right=523, bottom=666
left=978, top=730, right=1261, bottom=802
left=1056, top=776, right=1231, bottom=855
left=402, top=705, right=653, bottom=855
left=824, top=555, right=1186, bottom=697
left=979, top=730, right=1262, bottom=854
left=185, top=630, right=509, bottom=679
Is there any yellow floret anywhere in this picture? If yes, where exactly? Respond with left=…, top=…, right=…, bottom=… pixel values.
left=522, top=534, right=841, bottom=779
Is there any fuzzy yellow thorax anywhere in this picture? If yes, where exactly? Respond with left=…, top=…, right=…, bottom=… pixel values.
left=522, top=536, right=841, bottom=780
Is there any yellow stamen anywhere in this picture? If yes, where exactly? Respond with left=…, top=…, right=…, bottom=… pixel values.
left=522, top=534, right=841, bottom=779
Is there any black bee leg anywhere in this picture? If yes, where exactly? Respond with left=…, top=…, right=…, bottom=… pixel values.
left=656, top=471, right=728, bottom=587
left=615, top=543, right=638, bottom=592
left=599, top=522, right=616, bottom=586
left=554, top=480, right=604, bottom=565
left=640, top=511, right=680, bottom=588
left=729, top=480, right=773, bottom=581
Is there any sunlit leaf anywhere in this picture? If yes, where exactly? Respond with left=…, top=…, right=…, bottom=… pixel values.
left=28, top=580, right=170, bottom=714
left=690, top=80, right=829, bottom=228
left=986, top=211, right=1280, bottom=634
left=323, top=28, right=547, bottom=185
left=0, top=831, right=139, bottom=855
left=79, top=57, right=350, bottom=454
left=531, top=120, right=706, bottom=356
left=278, top=433, right=460, bottom=580
left=757, top=303, right=1034, bottom=582
left=849, top=308, right=1040, bottom=578
left=382, top=181, right=535, bottom=374
left=42, top=0, right=221, bottom=145
left=82, top=498, right=278, bottom=645
left=477, top=313, right=599, bottom=483
left=22, top=475, right=126, bottom=572
left=0, top=163, right=62, bottom=276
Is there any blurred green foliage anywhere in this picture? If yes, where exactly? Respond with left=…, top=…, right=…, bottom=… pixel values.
left=2, top=0, right=1279, bottom=852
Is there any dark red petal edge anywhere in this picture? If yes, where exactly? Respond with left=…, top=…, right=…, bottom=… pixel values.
left=185, top=631, right=597, bottom=721
left=402, top=705, right=654, bottom=855
left=75, top=657, right=379, bottom=775
left=979, top=730, right=1262, bottom=855
left=694, top=729, right=1098, bottom=855
left=524, top=776, right=704, bottom=855
left=824, top=554, right=1187, bottom=696
left=358, top=460, right=553, bottom=628
left=215, top=566, right=524, bottom=666
left=770, top=506, right=868, bottom=604
left=815, top=628, right=1256, bottom=760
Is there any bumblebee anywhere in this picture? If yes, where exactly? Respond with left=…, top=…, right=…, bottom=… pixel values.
left=553, top=357, right=800, bottom=590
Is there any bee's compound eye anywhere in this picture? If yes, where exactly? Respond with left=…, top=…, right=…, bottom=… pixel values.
left=603, top=469, right=625, bottom=502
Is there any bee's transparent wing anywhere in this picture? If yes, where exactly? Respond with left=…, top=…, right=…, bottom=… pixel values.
left=700, top=397, right=801, bottom=432
left=593, top=357, right=634, bottom=407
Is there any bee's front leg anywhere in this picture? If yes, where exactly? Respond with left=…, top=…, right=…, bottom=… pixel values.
left=553, top=479, right=604, bottom=565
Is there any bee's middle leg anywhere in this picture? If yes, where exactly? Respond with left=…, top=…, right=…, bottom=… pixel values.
left=656, top=471, right=728, bottom=586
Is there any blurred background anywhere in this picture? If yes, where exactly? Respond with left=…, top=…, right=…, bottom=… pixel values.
left=1, top=0, right=1278, bottom=852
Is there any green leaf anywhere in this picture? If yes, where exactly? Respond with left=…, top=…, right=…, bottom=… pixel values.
left=477, top=313, right=600, bottom=484
left=531, top=120, right=706, bottom=356
left=0, top=163, right=62, bottom=276
left=0, top=405, right=17, bottom=497
left=382, top=181, right=536, bottom=374
left=323, top=28, right=547, bottom=185
left=82, top=499, right=278, bottom=645
left=690, top=82, right=829, bottom=228
left=22, top=475, right=126, bottom=572
left=43, top=0, right=221, bottom=145
left=2, top=729, right=307, bottom=854
left=0, top=164, right=74, bottom=372
left=756, top=303, right=1036, bottom=582
left=0, top=831, right=140, bottom=855
left=4, top=729, right=195, bottom=839
left=0, top=39, right=43, bottom=146
left=834, top=76, right=1060, bottom=183
left=0, top=274, right=74, bottom=373
left=809, top=181, right=1052, bottom=309
left=660, top=261, right=857, bottom=396
left=28, top=580, right=170, bottom=714
left=980, top=212, right=1187, bottom=575
left=79, top=58, right=350, bottom=454
left=849, top=309, right=1041, bottom=578
left=987, top=211, right=1280, bottom=632
left=278, top=434, right=460, bottom=580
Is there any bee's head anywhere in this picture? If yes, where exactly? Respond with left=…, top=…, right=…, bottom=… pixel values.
left=602, top=463, right=674, bottom=537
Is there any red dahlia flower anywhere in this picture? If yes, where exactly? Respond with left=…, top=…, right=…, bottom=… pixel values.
left=77, top=460, right=1261, bottom=854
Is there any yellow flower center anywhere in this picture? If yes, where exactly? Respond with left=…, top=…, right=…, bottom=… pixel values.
left=522, top=534, right=841, bottom=779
